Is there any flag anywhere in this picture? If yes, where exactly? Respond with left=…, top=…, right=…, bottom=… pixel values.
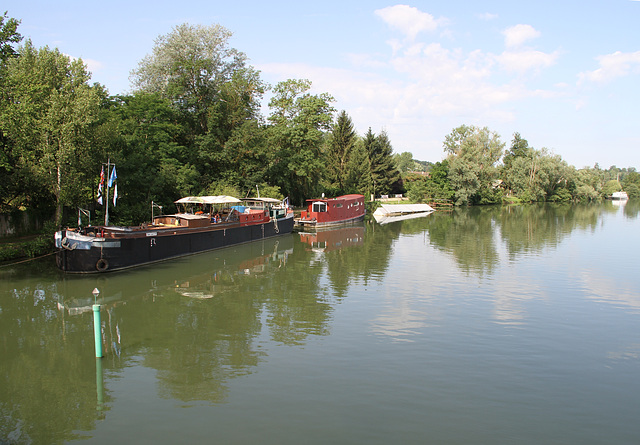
left=97, top=166, right=105, bottom=205
left=108, top=166, right=118, bottom=206
left=108, top=165, right=117, bottom=187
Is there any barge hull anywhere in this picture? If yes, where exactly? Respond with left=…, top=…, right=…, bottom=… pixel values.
left=56, top=216, right=294, bottom=273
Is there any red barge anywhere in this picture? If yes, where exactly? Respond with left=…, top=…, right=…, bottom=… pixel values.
left=296, top=194, right=365, bottom=228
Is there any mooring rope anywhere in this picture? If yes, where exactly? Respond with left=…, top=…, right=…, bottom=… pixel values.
left=0, top=251, right=57, bottom=268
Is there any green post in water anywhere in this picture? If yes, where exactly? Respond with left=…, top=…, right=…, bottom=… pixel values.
left=93, top=304, right=102, bottom=358
left=92, top=288, right=102, bottom=358
left=96, top=357, right=104, bottom=410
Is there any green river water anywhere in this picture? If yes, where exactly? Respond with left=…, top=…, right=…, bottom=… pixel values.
left=1, top=201, right=639, bottom=444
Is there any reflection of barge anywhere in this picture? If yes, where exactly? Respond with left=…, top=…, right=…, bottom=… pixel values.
left=174, top=236, right=293, bottom=299
left=299, top=225, right=364, bottom=253
left=55, top=196, right=294, bottom=273
left=296, top=194, right=365, bottom=227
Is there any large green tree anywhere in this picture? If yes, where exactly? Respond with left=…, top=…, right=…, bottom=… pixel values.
left=130, top=23, right=266, bottom=199
left=0, top=40, right=104, bottom=223
left=363, top=128, right=400, bottom=196
left=130, top=23, right=256, bottom=137
left=344, top=138, right=370, bottom=195
left=501, top=133, right=574, bottom=202
left=444, top=125, right=504, bottom=205
left=325, top=110, right=357, bottom=194
left=0, top=11, right=23, bottom=212
left=267, top=79, right=335, bottom=205
left=102, top=92, right=188, bottom=223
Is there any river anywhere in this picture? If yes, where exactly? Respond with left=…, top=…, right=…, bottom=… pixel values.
left=1, top=201, right=639, bottom=444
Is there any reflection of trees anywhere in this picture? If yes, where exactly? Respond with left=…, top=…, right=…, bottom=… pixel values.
left=4, top=202, right=629, bottom=441
left=305, top=221, right=398, bottom=301
left=622, top=199, right=640, bottom=219
left=426, top=206, right=500, bottom=276
left=0, top=272, right=105, bottom=444
left=264, top=235, right=336, bottom=345
left=1, top=234, right=354, bottom=441
left=425, top=203, right=628, bottom=276
left=357, top=220, right=400, bottom=282
left=499, top=204, right=607, bottom=258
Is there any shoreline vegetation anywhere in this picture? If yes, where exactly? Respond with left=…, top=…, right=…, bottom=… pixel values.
left=1, top=14, right=638, bottom=265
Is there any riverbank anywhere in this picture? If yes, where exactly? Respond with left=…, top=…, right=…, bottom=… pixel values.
left=0, top=232, right=54, bottom=265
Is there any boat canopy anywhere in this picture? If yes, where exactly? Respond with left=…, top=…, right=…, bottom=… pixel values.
left=174, top=195, right=242, bottom=205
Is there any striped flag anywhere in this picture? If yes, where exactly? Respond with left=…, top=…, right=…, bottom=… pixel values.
left=97, top=166, right=105, bottom=205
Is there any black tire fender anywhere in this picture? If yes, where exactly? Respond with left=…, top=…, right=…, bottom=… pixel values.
left=96, top=258, right=109, bottom=271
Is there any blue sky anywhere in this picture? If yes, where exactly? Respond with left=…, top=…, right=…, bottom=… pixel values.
left=9, top=1, right=640, bottom=169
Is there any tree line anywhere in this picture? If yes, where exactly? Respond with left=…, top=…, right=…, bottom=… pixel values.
left=400, top=125, right=639, bottom=206
left=0, top=14, right=637, bottom=229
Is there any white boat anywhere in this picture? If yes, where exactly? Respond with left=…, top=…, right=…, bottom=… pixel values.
left=373, top=203, right=434, bottom=224
left=611, top=191, right=629, bottom=200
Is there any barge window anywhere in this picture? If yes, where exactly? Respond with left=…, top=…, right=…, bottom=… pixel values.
left=312, top=202, right=327, bottom=213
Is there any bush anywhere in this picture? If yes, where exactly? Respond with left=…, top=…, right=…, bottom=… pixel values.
left=548, top=188, right=572, bottom=202
left=0, top=221, right=56, bottom=263
left=625, top=183, right=640, bottom=199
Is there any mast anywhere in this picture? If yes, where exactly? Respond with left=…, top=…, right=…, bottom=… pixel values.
left=104, top=158, right=111, bottom=226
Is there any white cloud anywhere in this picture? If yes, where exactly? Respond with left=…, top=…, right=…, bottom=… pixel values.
left=83, top=58, right=104, bottom=75
left=375, top=5, right=445, bottom=41
left=259, top=7, right=563, bottom=160
left=64, top=53, right=104, bottom=74
left=497, top=49, right=560, bottom=74
left=344, top=52, right=387, bottom=69
left=477, top=12, right=499, bottom=21
left=578, top=50, right=640, bottom=83
left=502, top=24, right=541, bottom=48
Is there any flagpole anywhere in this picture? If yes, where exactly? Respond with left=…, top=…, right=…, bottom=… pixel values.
left=104, top=158, right=111, bottom=227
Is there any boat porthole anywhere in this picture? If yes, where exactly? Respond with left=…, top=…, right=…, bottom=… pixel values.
left=96, top=258, right=109, bottom=271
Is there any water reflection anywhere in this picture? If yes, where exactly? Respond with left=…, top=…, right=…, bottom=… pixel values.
left=1, top=237, right=301, bottom=442
left=423, top=201, right=640, bottom=277
left=1, top=202, right=639, bottom=443
left=369, top=201, right=640, bottom=335
left=298, top=225, right=364, bottom=253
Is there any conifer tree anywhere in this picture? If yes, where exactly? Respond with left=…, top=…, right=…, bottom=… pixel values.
left=363, top=128, right=401, bottom=196
left=326, top=110, right=356, bottom=193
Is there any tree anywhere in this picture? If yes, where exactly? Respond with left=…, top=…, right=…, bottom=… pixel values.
left=103, top=92, right=187, bottom=223
left=602, top=179, right=622, bottom=197
left=500, top=132, right=575, bottom=202
left=0, top=11, right=22, bottom=64
left=0, top=40, right=104, bottom=223
left=266, top=79, right=335, bottom=205
left=405, top=160, right=453, bottom=203
left=325, top=110, right=356, bottom=193
left=363, top=128, right=400, bottom=196
left=502, top=132, right=529, bottom=170
left=344, top=138, right=370, bottom=195
left=394, top=151, right=414, bottom=173
left=573, top=167, right=602, bottom=201
left=130, top=23, right=253, bottom=135
left=0, top=12, right=23, bottom=212
left=444, top=125, right=504, bottom=205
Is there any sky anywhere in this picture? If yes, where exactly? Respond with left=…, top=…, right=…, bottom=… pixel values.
left=8, top=1, right=640, bottom=169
